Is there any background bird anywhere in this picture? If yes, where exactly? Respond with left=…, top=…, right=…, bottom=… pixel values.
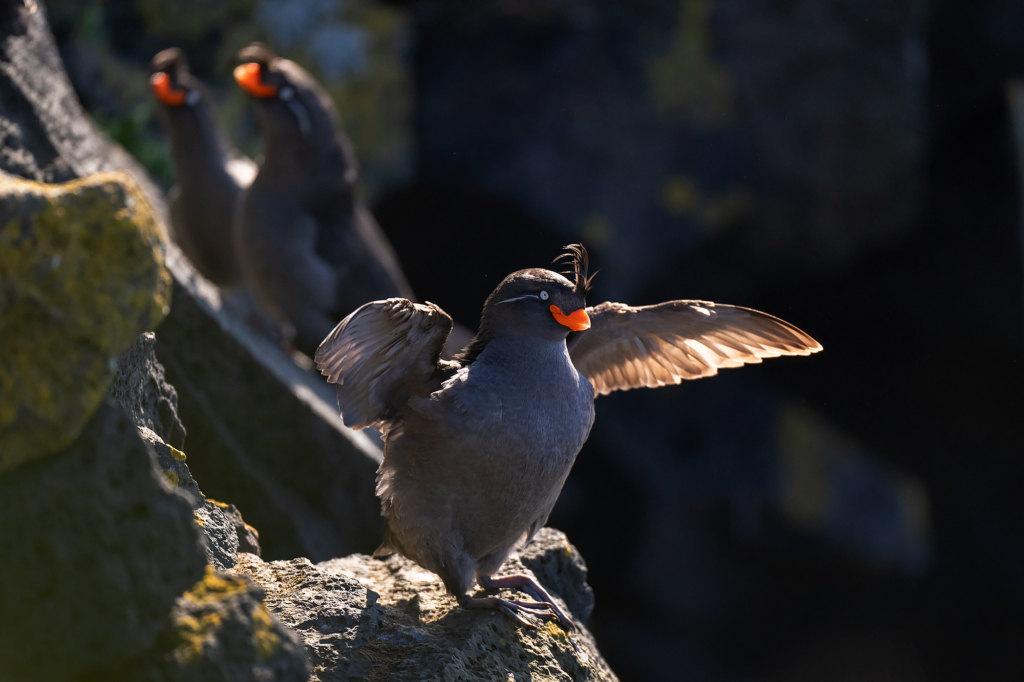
left=314, top=244, right=821, bottom=629
left=232, top=43, right=415, bottom=356
left=149, top=47, right=256, bottom=289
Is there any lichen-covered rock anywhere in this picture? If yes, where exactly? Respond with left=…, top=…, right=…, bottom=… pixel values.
left=0, top=399, right=207, bottom=681
left=195, top=499, right=265, bottom=570
left=236, top=528, right=618, bottom=681
left=139, top=424, right=204, bottom=502
left=0, top=170, right=172, bottom=471
left=140, top=567, right=309, bottom=682
left=207, top=498, right=263, bottom=556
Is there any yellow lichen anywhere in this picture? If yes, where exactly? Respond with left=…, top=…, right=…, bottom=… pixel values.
left=168, top=445, right=186, bottom=461
left=170, top=567, right=280, bottom=665
left=244, top=523, right=259, bottom=540
left=252, top=603, right=281, bottom=660
left=539, top=620, right=569, bottom=643
left=0, top=170, right=171, bottom=471
left=171, top=611, right=222, bottom=664
left=183, top=565, right=250, bottom=605
left=193, top=512, right=205, bottom=527
left=207, top=498, right=229, bottom=509
left=164, top=470, right=180, bottom=487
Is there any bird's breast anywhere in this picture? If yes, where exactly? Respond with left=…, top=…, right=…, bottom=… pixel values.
left=435, top=344, right=595, bottom=474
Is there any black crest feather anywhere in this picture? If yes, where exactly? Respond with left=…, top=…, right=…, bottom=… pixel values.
left=235, top=42, right=276, bottom=68
left=150, top=47, right=189, bottom=75
left=553, top=244, right=596, bottom=297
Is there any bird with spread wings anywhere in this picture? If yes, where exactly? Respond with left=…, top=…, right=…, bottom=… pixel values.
left=315, top=244, right=820, bottom=630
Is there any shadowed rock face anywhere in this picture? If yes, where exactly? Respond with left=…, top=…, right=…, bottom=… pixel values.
left=0, top=399, right=207, bottom=681
left=111, top=331, right=264, bottom=571
left=236, top=527, right=617, bottom=682
left=110, top=330, right=188, bottom=451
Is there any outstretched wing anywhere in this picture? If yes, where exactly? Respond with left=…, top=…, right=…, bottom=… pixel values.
left=314, top=298, right=453, bottom=429
left=567, top=300, right=821, bottom=396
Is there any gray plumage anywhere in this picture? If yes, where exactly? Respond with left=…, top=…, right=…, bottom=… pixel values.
left=150, top=48, right=254, bottom=288
left=314, top=245, right=821, bottom=628
left=233, top=44, right=413, bottom=355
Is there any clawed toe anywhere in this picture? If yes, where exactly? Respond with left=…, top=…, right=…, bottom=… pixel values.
left=495, top=600, right=540, bottom=629
left=478, top=574, right=577, bottom=632
left=460, top=595, right=567, bottom=630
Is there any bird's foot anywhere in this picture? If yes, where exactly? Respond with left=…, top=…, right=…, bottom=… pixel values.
left=478, top=574, right=575, bottom=632
left=458, top=595, right=561, bottom=630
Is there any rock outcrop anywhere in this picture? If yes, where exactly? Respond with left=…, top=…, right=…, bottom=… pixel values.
left=0, top=170, right=171, bottom=470
left=2, top=0, right=385, bottom=564
left=110, top=331, right=264, bottom=570
left=149, top=567, right=309, bottom=682
left=0, top=399, right=207, bottom=681
left=236, top=528, right=617, bottom=682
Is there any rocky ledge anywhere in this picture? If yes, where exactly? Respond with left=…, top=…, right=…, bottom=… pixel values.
left=234, top=527, right=615, bottom=682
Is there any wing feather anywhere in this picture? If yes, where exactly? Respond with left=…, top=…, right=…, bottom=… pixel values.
left=567, top=300, right=821, bottom=396
left=314, top=298, right=453, bottom=428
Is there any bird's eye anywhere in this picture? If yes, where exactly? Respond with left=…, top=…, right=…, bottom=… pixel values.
left=186, top=90, right=200, bottom=106
left=279, top=86, right=294, bottom=101
left=539, top=290, right=549, bottom=300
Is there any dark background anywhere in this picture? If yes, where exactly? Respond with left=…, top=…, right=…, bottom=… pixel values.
left=47, top=0, right=1024, bottom=679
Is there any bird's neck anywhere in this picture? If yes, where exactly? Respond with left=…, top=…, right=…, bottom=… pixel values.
left=475, top=334, right=573, bottom=374
left=166, top=106, right=233, bottom=187
left=258, top=101, right=354, bottom=181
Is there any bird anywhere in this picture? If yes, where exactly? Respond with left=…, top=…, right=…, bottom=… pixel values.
left=314, top=244, right=821, bottom=630
left=232, top=43, right=414, bottom=356
left=149, top=47, right=256, bottom=288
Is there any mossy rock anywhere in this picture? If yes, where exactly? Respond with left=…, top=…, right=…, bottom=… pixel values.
left=0, top=170, right=172, bottom=472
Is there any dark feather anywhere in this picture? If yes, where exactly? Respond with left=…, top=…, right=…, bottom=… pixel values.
left=235, top=42, right=276, bottom=68
left=553, top=243, right=596, bottom=297
left=149, top=47, right=188, bottom=76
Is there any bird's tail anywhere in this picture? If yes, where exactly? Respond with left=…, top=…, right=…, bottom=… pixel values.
left=371, top=523, right=398, bottom=560
left=371, top=543, right=394, bottom=559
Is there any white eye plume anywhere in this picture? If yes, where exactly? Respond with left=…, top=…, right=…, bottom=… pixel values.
left=539, top=290, right=549, bottom=300
left=497, top=294, right=540, bottom=305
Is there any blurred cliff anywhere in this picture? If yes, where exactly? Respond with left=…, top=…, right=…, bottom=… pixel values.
left=33, top=0, right=1024, bottom=680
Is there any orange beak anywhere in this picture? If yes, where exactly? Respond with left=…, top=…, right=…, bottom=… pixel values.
left=550, top=305, right=590, bottom=331
left=233, top=62, right=278, bottom=98
left=150, top=72, right=187, bottom=106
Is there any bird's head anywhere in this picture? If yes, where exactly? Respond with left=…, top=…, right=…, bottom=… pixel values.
left=232, top=43, right=335, bottom=142
left=479, top=244, right=594, bottom=342
left=149, top=47, right=201, bottom=109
